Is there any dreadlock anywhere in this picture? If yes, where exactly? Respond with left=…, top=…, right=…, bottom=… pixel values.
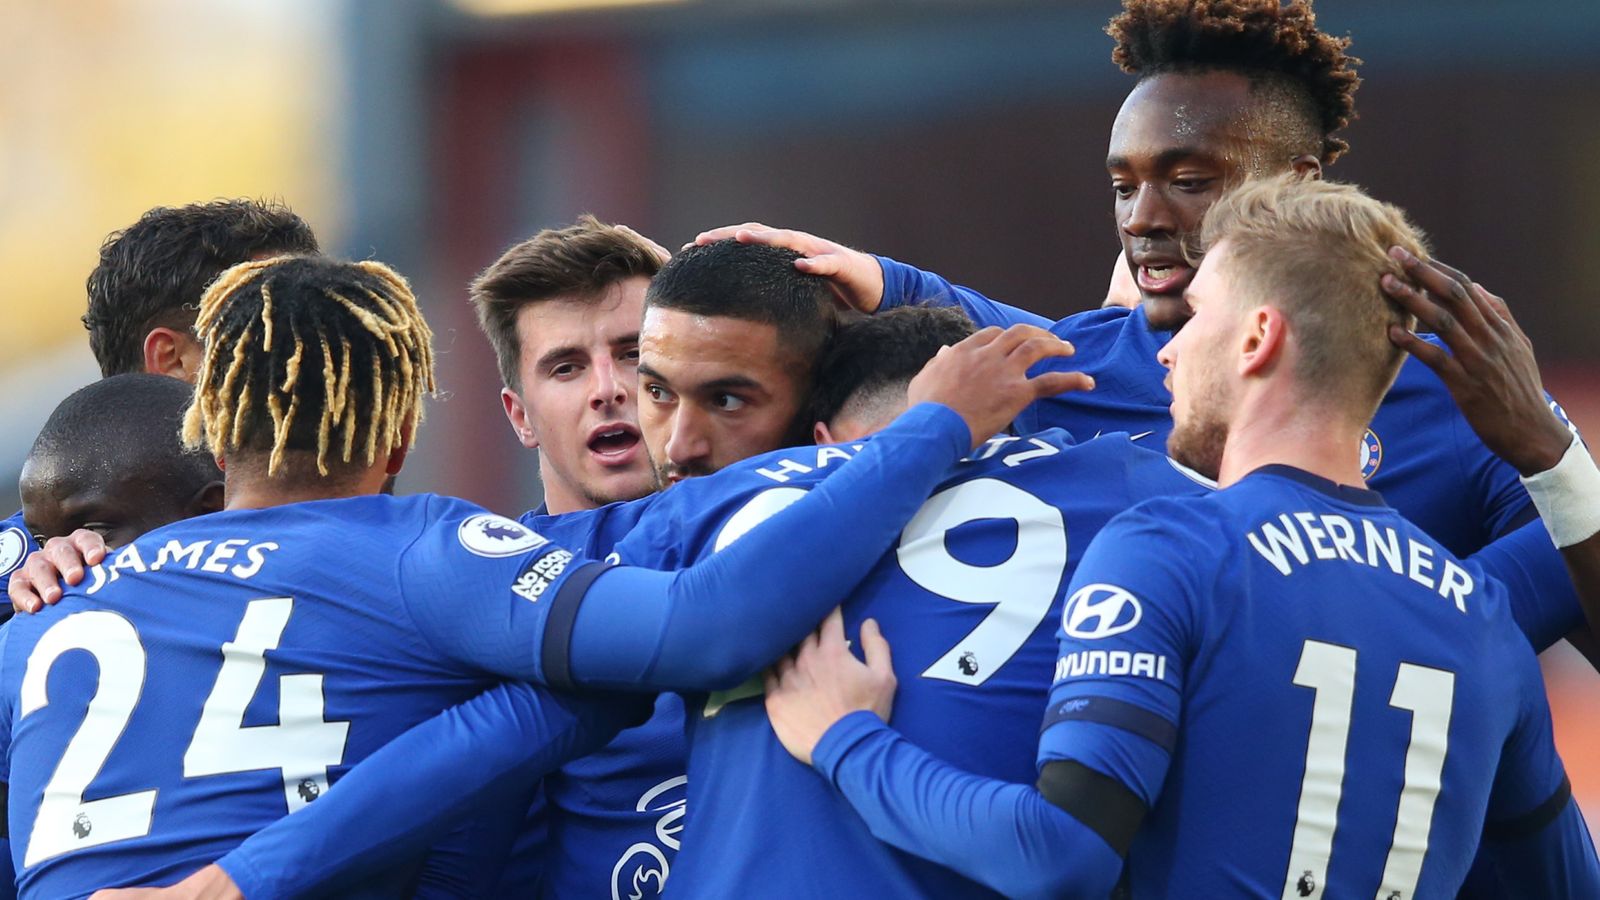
left=1107, top=0, right=1361, bottom=163
left=181, top=255, right=436, bottom=478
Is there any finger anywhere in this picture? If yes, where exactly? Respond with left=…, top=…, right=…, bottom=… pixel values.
left=1008, top=334, right=1076, bottom=368
left=1393, top=249, right=1495, bottom=340
left=690, top=223, right=768, bottom=247
left=71, top=528, right=108, bottom=567
left=793, top=254, right=844, bottom=277
left=859, top=618, right=894, bottom=674
left=44, top=538, right=85, bottom=586
left=820, top=607, right=847, bottom=650
left=24, top=554, right=65, bottom=606
left=952, top=326, right=1004, bottom=351
left=1426, top=257, right=1474, bottom=288
left=988, top=324, right=1056, bottom=356
left=1389, top=325, right=1460, bottom=378
left=1380, top=273, right=1481, bottom=358
left=1029, top=370, right=1096, bottom=398
left=9, top=571, right=42, bottom=615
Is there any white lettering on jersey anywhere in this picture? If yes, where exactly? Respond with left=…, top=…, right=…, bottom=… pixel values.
left=1054, top=650, right=1168, bottom=682
left=87, top=539, right=281, bottom=595
left=610, top=775, right=687, bottom=900
left=1246, top=512, right=1473, bottom=612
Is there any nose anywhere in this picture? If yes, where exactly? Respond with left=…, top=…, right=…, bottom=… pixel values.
left=589, top=357, right=629, bottom=411
left=1121, top=184, right=1176, bottom=238
left=666, top=405, right=711, bottom=469
left=1156, top=330, right=1180, bottom=371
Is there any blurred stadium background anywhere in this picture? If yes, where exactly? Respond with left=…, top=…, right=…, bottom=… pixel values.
left=2, top=0, right=1596, bottom=833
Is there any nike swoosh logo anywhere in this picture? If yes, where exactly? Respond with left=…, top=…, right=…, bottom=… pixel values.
left=1130, top=431, right=1153, bottom=441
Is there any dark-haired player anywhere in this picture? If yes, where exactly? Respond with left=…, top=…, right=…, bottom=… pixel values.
left=697, top=0, right=1591, bottom=659
left=763, top=177, right=1600, bottom=899
left=20, top=375, right=223, bottom=551
left=469, top=216, right=672, bottom=899
left=122, top=304, right=1208, bottom=899
left=0, top=254, right=1067, bottom=896
left=0, top=200, right=319, bottom=594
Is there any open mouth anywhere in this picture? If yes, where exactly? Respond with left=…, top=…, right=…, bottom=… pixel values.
left=1136, top=262, right=1195, bottom=296
left=587, top=423, right=642, bottom=465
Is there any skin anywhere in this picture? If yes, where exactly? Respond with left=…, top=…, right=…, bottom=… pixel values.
left=142, top=327, right=205, bottom=381
left=501, top=279, right=654, bottom=514
left=1108, top=71, right=1320, bottom=331
left=19, top=460, right=223, bottom=551
left=637, top=306, right=811, bottom=487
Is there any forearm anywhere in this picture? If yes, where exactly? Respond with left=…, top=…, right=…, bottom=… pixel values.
left=1469, top=520, right=1586, bottom=652
left=875, top=255, right=1051, bottom=329
left=218, top=684, right=638, bottom=898
left=811, top=712, right=1123, bottom=900
left=567, top=403, right=971, bottom=691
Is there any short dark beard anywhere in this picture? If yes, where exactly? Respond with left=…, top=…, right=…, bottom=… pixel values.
left=1167, top=415, right=1229, bottom=483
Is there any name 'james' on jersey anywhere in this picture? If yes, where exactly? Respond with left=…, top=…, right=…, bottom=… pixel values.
left=0, top=494, right=627, bottom=899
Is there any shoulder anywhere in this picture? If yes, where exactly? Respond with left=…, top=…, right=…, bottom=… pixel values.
left=0, top=510, right=32, bottom=581
left=1051, top=305, right=1134, bottom=343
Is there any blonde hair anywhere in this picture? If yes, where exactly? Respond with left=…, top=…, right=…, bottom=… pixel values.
left=181, top=255, right=436, bottom=477
left=1197, top=174, right=1427, bottom=422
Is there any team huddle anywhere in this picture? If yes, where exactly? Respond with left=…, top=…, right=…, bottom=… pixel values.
left=3, top=1, right=1599, bottom=898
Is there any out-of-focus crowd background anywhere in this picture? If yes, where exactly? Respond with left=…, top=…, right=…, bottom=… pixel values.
left=2, top=0, right=1597, bottom=831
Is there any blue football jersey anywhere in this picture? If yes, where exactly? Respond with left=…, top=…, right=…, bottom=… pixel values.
left=877, top=256, right=1584, bottom=649
left=608, top=430, right=1211, bottom=898
left=0, top=494, right=631, bottom=898
left=493, top=499, right=685, bottom=900
left=1038, top=466, right=1588, bottom=897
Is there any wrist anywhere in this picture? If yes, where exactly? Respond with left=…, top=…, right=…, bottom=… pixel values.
left=812, top=709, right=892, bottom=782
left=1520, top=435, right=1600, bottom=548
left=1509, top=418, right=1576, bottom=477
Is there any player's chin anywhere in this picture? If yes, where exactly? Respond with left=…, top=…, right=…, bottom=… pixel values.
left=588, top=466, right=659, bottom=505
left=1140, top=292, right=1194, bottom=332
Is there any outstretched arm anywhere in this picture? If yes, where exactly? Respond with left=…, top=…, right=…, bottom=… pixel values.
left=690, top=223, right=1051, bottom=329
left=1384, top=249, right=1600, bottom=655
left=556, top=325, right=1089, bottom=691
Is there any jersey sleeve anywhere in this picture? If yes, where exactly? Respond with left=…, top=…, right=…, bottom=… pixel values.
left=874, top=254, right=1052, bottom=329
left=396, top=498, right=608, bottom=685
left=554, top=402, right=972, bottom=692
left=1468, top=519, right=1584, bottom=652
left=0, top=512, right=38, bottom=626
left=1461, top=649, right=1600, bottom=897
left=1036, top=500, right=1206, bottom=808
left=408, top=789, right=531, bottom=898
left=807, top=711, right=1125, bottom=900
left=215, top=682, right=649, bottom=899
left=0, top=624, right=14, bottom=899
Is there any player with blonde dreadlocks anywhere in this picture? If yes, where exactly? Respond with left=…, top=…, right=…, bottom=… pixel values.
left=181, top=255, right=435, bottom=485
left=0, top=244, right=1082, bottom=897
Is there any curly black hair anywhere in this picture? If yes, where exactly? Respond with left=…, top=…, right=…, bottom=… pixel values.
left=1108, top=0, right=1361, bottom=163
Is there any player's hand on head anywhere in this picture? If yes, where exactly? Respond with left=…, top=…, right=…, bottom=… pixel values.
left=907, top=324, right=1094, bottom=449
left=88, top=864, right=243, bottom=900
left=689, top=223, right=886, bottom=314
left=9, top=528, right=107, bottom=614
left=764, top=608, right=897, bottom=767
left=1382, top=247, right=1573, bottom=476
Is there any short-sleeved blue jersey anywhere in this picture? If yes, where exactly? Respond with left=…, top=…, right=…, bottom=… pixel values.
left=608, top=430, right=1211, bottom=898
left=493, top=499, right=686, bottom=900
left=0, top=494, right=626, bottom=898
left=1038, top=467, right=1584, bottom=897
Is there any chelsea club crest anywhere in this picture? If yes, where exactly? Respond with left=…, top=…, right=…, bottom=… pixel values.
left=1359, top=429, right=1383, bottom=481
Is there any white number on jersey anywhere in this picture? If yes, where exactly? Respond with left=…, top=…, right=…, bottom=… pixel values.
left=711, top=478, right=1067, bottom=692
left=18, top=599, right=349, bottom=865
left=1283, top=639, right=1454, bottom=900
left=898, top=478, right=1067, bottom=686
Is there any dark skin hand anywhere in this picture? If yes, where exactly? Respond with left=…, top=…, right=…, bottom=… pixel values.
left=1383, top=246, right=1600, bottom=651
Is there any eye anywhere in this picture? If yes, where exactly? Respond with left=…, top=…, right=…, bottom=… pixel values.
left=1112, top=182, right=1136, bottom=199
left=1173, top=177, right=1215, bottom=194
left=619, top=347, right=640, bottom=365
left=645, top=383, right=675, bottom=403
left=550, top=362, right=581, bottom=380
left=712, top=394, right=747, bottom=412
